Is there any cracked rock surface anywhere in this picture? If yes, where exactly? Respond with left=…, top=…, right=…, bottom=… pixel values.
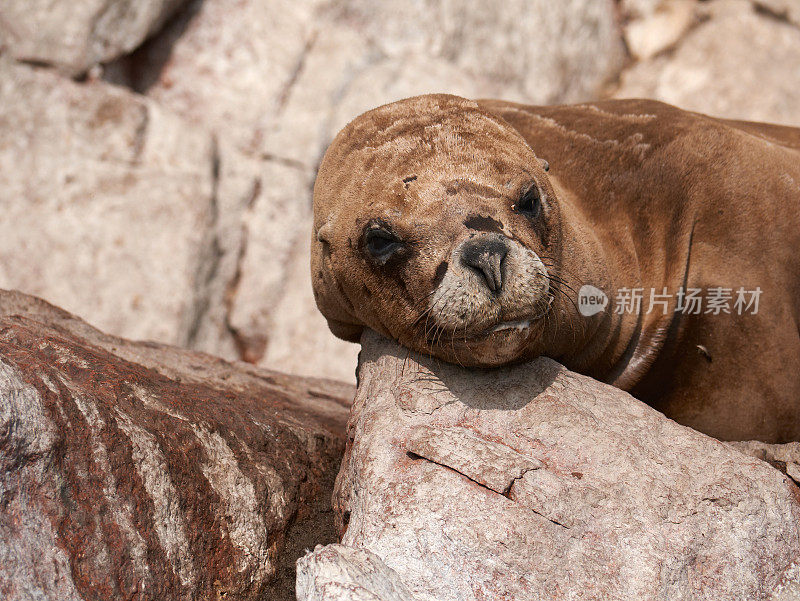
left=329, top=331, right=800, bottom=601
left=0, top=59, right=217, bottom=348
left=0, top=289, right=353, bottom=600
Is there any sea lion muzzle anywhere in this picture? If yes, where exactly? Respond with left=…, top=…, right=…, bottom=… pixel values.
left=458, top=234, right=509, bottom=294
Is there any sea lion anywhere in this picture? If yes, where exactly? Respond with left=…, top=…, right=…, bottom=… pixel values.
left=311, top=94, right=800, bottom=443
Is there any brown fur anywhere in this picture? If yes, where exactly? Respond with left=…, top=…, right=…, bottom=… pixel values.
left=311, top=94, right=800, bottom=443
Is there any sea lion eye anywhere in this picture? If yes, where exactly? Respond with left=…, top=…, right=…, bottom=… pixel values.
left=364, top=226, right=402, bottom=262
left=515, top=186, right=541, bottom=218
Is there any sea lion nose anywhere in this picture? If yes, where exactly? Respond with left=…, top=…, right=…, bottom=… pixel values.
left=460, top=235, right=508, bottom=293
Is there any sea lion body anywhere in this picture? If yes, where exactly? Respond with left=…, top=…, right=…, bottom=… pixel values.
left=312, top=95, right=800, bottom=442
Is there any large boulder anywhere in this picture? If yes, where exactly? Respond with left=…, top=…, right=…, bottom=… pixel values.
left=0, top=60, right=266, bottom=364
left=620, top=0, right=697, bottom=61
left=323, top=331, right=800, bottom=600
left=137, top=0, right=624, bottom=154
left=754, top=0, right=800, bottom=28
left=0, top=289, right=352, bottom=600
left=0, top=0, right=189, bottom=76
left=0, top=60, right=212, bottom=347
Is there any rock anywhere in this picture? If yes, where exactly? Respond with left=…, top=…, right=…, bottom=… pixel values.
left=176, top=136, right=261, bottom=363
left=773, top=563, right=800, bottom=601
left=118, top=2, right=362, bottom=375
left=332, top=331, right=800, bottom=601
left=0, top=61, right=271, bottom=367
left=132, top=0, right=323, bottom=156
left=222, top=160, right=315, bottom=366
left=0, top=289, right=352, bottom=601
left=296, top=544, right=418, bottom=601
left=623, top=0, right=698, bottom=60
left=728, top=440, right=800, bottom=486
left=262, top=235, right=361, bottom=382
left=0, top=60, right=215, bottom=348
left=754, top=0, right=800, bottom=28
left=0, top=0, right=188, bottom=76
left=620, top=0, right=671, bottom=19
left=325, top=53, right=506, bottom=139
left=139, top=0, right=624, bottom=154
left=615, top=1, right=800, bottom=126
left=323, top=0, right=625, bottom=106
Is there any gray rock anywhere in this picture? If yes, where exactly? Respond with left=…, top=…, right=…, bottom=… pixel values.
left=262, top=234, right=361, bottom=382
left=140, top=0, right=624, bottom=154
left=0, top=60, right=217, bottom=348
left=615, top=0, right=800, bottom=126
left=333, top=331, right=800, bottom=601
left=296, top=544, right=418, bottom=601
left=620, top=0, right=671, bottom=19
left=728, top=440, right=800, bottom=486
left=0, top=288, right=352, bottom=601
left=122, top=1, right=357, bottom=374
left=135, top=0, right=324, bottom=157
left=324, top=0, right=625, bottom=106
left=0, top=0, right=188, bottom=76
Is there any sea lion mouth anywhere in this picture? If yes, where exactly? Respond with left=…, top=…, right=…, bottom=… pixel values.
left=424, top=318, right=533, bottom=347
left=489, top=319, right=531, bottom=333
left=422, top=293, right=553, bottom=347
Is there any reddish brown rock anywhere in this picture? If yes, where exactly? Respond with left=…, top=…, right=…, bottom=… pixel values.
left=328, top=331, right=800, bottom=601
left=0, top=289, right=352, bottom=601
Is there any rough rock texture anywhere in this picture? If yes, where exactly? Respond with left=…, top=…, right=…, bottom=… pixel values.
left=136, top=0, right=624, bottom=152
left=296, top=544, right=418, bottom=601
left=0, top=289, right=352, bottom=601
left=0, top=0, right=188, bottom=76
left=729, top=440, right=800, bottom=485
left=331, top=331, right=800, bottom=601
left=615, top=0, right=800, bottom=126
left=755, top=0, right=800, bottom=27
left=322, top=0, right=625, bottom=109
left=0, top=60, right=214, bottom=347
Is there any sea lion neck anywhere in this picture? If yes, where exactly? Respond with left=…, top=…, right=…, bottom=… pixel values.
left=534, top=181, right=636, bottom=376
left=548, top=176, right=696, bottom=389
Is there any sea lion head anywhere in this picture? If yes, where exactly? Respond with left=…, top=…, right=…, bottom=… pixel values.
left=311, top=94, right=564, bottom=367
